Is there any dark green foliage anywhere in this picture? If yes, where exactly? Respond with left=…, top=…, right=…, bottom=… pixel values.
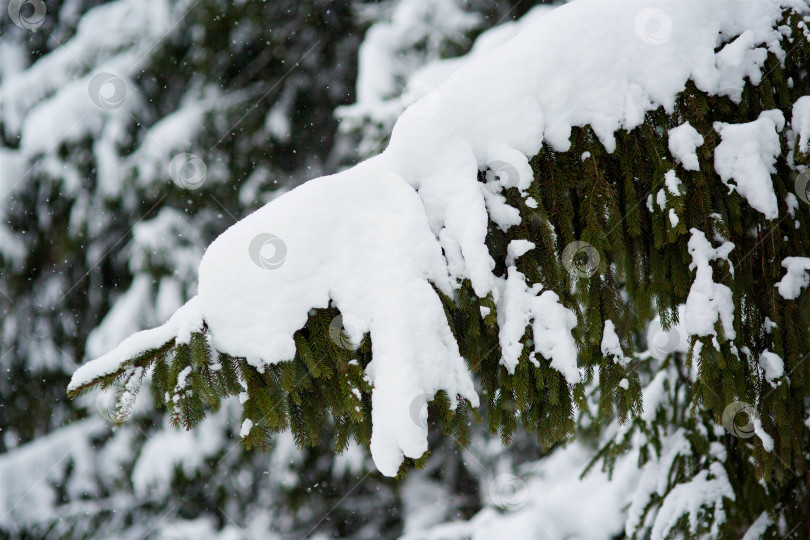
left=579, top=12, right=810, bottom=538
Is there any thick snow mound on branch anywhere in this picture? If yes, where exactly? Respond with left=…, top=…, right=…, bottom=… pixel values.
left=713, top=110, right=785, bottom=220
left=793, top=96, right=810, bottom=154
left=199, top=156, right=478, bottom=476
left=71, top=0, right=800, bottom=476
left=668, top=122, right=704, bottom=171
left=497, top=267, right=580, bottom=382
left=684, top=229, right=736, bottom=339
left=776, top=256, right=810, bottom=299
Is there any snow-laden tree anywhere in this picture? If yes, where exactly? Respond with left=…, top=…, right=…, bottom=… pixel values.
left=68, top=1, right=810, bottom=538
left=1, top=0, right=532, bottom=537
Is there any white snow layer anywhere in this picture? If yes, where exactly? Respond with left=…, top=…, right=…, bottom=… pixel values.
left=625, top=428, right=691, bottom=536
left=742, top=512, right=773, bottom=540
left=668, top=122, right=704, bottom=171
left=713, top=110, right=785, bottom=220
left=776, top=256, right=810, bottom=299
left=132, top=413, right=228, bottom=496
left=601, top=320, right=631, bottom=367
left=354, top=0, right=480, bottom=106
left=497, top=267, right=580, bottom=381
left=71, top=0, right=804, bottom=476
left=0, top=419, right=108, bottom=529
left=71, top=297, right=203, bottom=389
left=792, top=95, right=810, bottom=155
left=759, top=350, right=785, bottom=386
left=401, top=440, right=641, bottom=540
left=2, top=0, right=172, bottom=153
left=650, top=462, right=735, bottom=540
left=684, top=229, right=736, bottom=340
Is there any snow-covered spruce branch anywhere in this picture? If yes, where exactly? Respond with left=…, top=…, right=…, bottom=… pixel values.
left=68, top=3, right=810, bottom=525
